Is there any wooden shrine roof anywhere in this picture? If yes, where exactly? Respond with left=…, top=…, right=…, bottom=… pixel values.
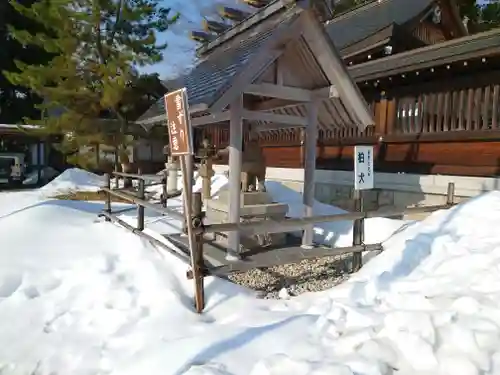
left=326, top=0, right=435, bottom=50
left=137, top=0, right=461, bottom=129
left=349, top=27, right=500, bottom=82
left=137, top=6, right=302, bottom=127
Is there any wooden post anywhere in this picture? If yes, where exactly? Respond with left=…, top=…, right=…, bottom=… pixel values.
left=201, top=158, right=213, bottom=202
left=351, top=189, right=364, bottom=272
left=167, top=156, right=179, bottom=194
left=137, top=178, right=145, bottom=231
left=374, top=91, right=388, bottom=136
left=227, top=95, right=243, bottom=260
left=186, top=154, right=194, bottom=197
left=179, top=154, right=203, bottom=313
left=104, top=173, right=111, bottom=222
left=114, top=146, right=119, bottom=188
left=161, top=170, right=168, bottom=208
left=446, top=182, right=455, bottom=205
left=302, top=100, right=319, bottom=248
left=192, top=191, right=205, bottom=313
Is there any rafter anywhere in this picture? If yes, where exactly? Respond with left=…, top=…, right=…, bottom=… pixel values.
left=242, top=109, right=307, bottom=126
left=244, top=83, right=313, bottom=102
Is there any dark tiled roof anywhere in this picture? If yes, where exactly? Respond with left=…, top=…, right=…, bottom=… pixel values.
left=139, top=0, right=435, bottom=124
left=137, top=13, right=297, bottom=124
left=326, top=0, right=434, bottom=49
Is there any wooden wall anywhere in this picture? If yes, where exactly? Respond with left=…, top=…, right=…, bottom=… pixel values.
left=199, top=66, right=500, bottom=178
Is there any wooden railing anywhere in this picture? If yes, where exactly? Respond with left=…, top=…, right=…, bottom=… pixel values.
left=100, top=170, right=456, bottom=313
left=395, top=84, right=500, bottom=134
left=197, top=71, right=500, bottom=149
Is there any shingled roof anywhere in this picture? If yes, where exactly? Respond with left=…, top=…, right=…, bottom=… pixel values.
left=137, top=6, right=301, bottom=127
left=137, top=0, right=452, bottom=127
left=326, top=0, right=434, bottom=50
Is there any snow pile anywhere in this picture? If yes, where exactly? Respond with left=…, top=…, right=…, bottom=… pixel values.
left=4, top=169, right=500, bottom=374
left=39, top=168, right=105, bottom=194
left=259, top=191, right=500, bottom=375
left=22, top=167, right=59, bottom=185
left=265, top=180, right=408, bottom=247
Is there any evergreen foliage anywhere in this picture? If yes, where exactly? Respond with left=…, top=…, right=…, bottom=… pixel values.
left=4, top=0, right=178, bottom=167
left=0, top=0, right=51, bottom=124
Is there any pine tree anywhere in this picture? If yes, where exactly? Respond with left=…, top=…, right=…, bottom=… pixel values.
left=0, top=0, right=51, bottom=124
left=4, top=0, right=178, bottom=167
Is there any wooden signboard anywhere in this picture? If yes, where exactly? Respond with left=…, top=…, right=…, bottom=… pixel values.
left=164, top=87, right=204, bottom=312
left=164, top=88, right=193, bottom=156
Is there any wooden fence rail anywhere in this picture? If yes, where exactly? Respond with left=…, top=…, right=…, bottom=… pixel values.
left=99, top=176, right=456, bottom=314
left=99, top=172, right=192, bottom=265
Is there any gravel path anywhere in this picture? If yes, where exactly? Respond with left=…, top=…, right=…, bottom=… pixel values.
left=228, top=254, right=352, bottom=299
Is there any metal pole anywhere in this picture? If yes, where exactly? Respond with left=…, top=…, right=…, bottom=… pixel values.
left=351, top=189, right=363, bottom=272
left=162, top=170, right=168, bottom=208
left=192, top=192, right=205, bottom=313
left=104, top=173, right=111, bottom=222
left=137, top=178, right=145, bottom=231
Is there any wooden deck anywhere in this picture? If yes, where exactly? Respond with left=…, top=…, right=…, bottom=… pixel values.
left=165, top=233, right=382, bottom=276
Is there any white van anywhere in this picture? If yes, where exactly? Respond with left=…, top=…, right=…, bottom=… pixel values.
left=0, top=153, right=26, bottom=185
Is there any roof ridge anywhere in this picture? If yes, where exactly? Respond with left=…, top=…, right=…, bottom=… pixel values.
left=196, top=0, right=287, bottom=57
left=325, top=0, right=391, bottom=25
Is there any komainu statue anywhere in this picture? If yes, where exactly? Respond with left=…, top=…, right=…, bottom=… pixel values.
left=216, top=131, right=266, bottom=192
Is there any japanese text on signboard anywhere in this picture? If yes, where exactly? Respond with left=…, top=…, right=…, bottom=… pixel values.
left=164, top=88, right=193, bottom=156
left=354, top=145, right=374, bottom=190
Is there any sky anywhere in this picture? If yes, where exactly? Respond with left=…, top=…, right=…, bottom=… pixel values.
left=143, top=0, right=491, bottom=80
left=140, top=0, right=254, bottom=79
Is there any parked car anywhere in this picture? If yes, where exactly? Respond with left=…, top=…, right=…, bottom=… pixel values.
left=0, top=153, right=26, bottom=185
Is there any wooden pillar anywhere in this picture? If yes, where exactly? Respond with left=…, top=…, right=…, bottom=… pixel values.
left=227, top=95, right=243, bottom=260
left=374, top=91, right=388, bottom=136
left=186, top=154, right=193, bottom=197
left=386, top=96, right=397, bottom=135
left=302, top=100, right=319, bottom=247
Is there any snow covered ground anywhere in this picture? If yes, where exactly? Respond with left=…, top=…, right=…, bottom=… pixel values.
left=1, top=168, right=500, bottom=375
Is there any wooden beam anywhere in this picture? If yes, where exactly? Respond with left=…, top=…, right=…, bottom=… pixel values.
left=191, top=111, right=230, bottom=127
left=254, top=122, right=304, bottom=131
left=242, top=109, right=307, bottom=126
left=313, top=85, right=339, bottom=99
left=227, top=95, right=243, bottom=261
left=300, top=10, right=374, bottom=129
left=136, top=103, right=209, bottom=126
left=252, top=98, right=304, bottom=111
left=302, top=100, right=319, bottom=247
left=244, top=83, right=313, bottom=102
left=251, top=86, right=338, bottom=111
left=196, top=0, right=302, bottom=56
left=276, top=58, right=284, bottom=85
left=210, top=15, right=304, bottom=113
left=210, top=50, right=284, bottom=113
left=245, top=83, right=339, bottom=103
